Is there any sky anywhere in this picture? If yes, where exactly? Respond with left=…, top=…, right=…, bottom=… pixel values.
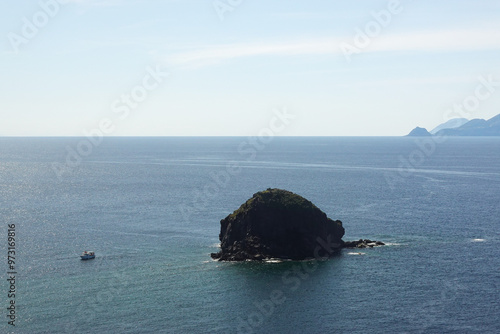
left=1, top=0, right=500, bottom=136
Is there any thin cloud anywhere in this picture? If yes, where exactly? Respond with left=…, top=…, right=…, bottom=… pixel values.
left=335, top=75, right=481, bottom=88
left=63, top=0, right=183, bottom=5
left=165, top=28, right=500, bottom=69
left=371, top=29, right=500, bottom=53
left=62, top=0, right=124, bottom=6
left=62, top=0, right=169, bottom=7
left=165, top=39, right=338, bottom=69
left=268, top=12, right=358, bottom=20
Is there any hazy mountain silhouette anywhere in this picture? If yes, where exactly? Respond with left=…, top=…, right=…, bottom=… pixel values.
left=406, top=127, right=431, bottom=137
left=436, top=114, right=500, bottom=136
left=430, top=118, right=469, bottom=134
left=406, top=114, right=500, bottom=136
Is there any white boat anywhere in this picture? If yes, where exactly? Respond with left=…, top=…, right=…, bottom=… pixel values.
left=80, top=251, right=95, bottom=260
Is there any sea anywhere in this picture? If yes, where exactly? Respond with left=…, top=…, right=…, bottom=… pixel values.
left=0, top=136, right=499, bottom=334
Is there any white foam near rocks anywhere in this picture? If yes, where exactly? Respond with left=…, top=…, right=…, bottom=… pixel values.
left=383, top=242, right=402, bottom=246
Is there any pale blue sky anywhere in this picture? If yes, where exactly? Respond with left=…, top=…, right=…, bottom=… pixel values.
left=1, top=0, right=500, bottom=136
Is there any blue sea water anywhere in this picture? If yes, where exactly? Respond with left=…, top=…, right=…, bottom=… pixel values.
left=0, top=137, right=499, bottom=334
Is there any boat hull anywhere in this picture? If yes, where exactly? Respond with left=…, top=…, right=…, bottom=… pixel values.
left=80, top=251, right=95, bottom=260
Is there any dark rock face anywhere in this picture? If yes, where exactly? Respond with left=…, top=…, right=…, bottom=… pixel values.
left=211, top=189, right=345, bottom=261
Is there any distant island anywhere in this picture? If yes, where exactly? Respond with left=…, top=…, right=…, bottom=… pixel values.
left=211, top=188, right=384, bottom=261
left=407, top=127, right=432, bottom=137
left=407, top=113, right=500, bottom=136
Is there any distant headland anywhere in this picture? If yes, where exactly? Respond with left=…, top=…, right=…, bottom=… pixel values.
left=406, top=113, right=500, bottom=137
left=211, top=188, right=384, bottom=261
